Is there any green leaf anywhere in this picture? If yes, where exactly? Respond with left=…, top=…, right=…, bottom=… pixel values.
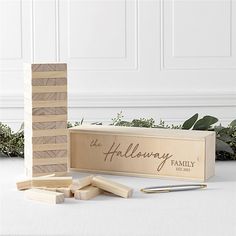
left=182, top=113, right=198, bottom=130
left=216, top=138, right=234, bottom=154
left=193, top=115, right=218, bottom=130
left=230, top=119, right=236, bottom=127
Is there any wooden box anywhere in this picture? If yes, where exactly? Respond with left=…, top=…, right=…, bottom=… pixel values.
left=68, top=125, right=215, bottom=181
left=24, top=63, right=68, bottom=177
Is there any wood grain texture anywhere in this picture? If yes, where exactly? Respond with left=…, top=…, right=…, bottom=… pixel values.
left=32, top=121, right=67, bottom=130
left=25, top=189, right=65, bottom=204
left=69, top=176, right=93, bottom=193
left=92, top=176, right=133, bottom=198
left=32, top=85, right=67, bottom=93
left=32, top=107, right=67, bottom=116
left=33, top=150, right=67, bottom=158
left=33, top=164, right=68, bottom=174
left=32, top=78, right=67, bottom=86
left=32, top=115, right=67, bottom=122
left=74, top=186, right=102, bottom=200
left=32, top=129, right=68, bottom=137
left=32, top=101, right=67, bottom=108
left=32, top=71, right=67, bottom=79
left=33, top=157, right=67, bottom=166
left=69, top=125, right=215, bottom=181
left=32, top=64, right=67, bottom=72
left=32, top=135, right=67, bottom=144
left=33, top=143, right=67, bottom=152
left=16, top=180, right=32, bottom=190
left=32, top=92, right=67, bottom=101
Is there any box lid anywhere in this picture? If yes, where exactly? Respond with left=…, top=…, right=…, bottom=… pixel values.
left=69, top=125, right=215, bottom=140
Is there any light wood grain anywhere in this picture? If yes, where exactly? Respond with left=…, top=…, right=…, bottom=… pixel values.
left=33, top=157, right=67, bottom=165
left=74, top=186, right=102, bottom=200
left=32, top=107, right=67, bottom=116
left=32, top=92, right=67, bottom=101
left=32, top=71, right=67, bottom=79
left=92, top=176, right=133, bottom=198
left=32, top=101, right=67, bottom=108
left=32, top=115, right=67, bottom=122
left=32, top=121, right=67, bottom=130
left=36, top=187, right=73, bottom=198
left=33, top=171, right=68, bottom=177
left=25, top=188, right=64, bottom=204
left=33, top=164, right=68, bottom=174
left=32, top=64, right=67, bottom=72
left=32, top=78, right=67, bottom=86
left=32, top=135, right=67, bottom=144
left=32, top=129, right=67, bottom=137
left=31, top=176, right=72, bottom=188
left=16, top=180, right=32, bottom=190
left=69, top=176, right=93, bottom=193
left=32, top=85, right=67, bottom=93
left=69, top=125, right=215, bottom=181
left=33, top=150, right=67, bottom=158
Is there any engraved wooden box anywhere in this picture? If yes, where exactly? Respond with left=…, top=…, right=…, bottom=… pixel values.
left=68, top=125, right=215, bottom=181
left=24, top=63, right=68, bottom=177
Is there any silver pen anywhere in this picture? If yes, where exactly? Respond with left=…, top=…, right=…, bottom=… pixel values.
left=140, top=184, right=207, bottom=193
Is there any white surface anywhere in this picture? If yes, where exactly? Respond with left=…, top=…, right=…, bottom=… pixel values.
left=0, top=157, right=235, bottom=236
left=0, top=0, right=236, bottom=128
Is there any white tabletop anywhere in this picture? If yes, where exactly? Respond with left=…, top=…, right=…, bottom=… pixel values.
left=0, top=157, right=235, bottom=236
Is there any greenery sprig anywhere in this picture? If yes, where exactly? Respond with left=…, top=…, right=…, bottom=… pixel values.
left=0, top=112, right=235, bottom=160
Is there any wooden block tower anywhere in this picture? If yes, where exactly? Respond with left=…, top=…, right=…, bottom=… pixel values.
left=24, top=63, right=68, bottom=177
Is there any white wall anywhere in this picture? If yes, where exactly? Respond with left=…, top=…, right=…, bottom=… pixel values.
left=0, top=0, right=235, bottom=130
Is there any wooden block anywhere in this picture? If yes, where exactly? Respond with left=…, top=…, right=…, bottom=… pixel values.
left=32, top=129, right=67, bottom=137
left=33, top=164, right=68, bottom=174
left=69, top=125, right=216, bottom=181
left=33, top=157, right=68, bottom=166
left=32, top=115, right=67, bottom=122
left=32, top=121, right=67, bottom=130
left=32, top=92, right=67, bottom=101
left=32, top=63, right=67, bottom=72
left=32, top=77, right=67, bottom=86
left=31, top=176, right=72, bottom=188
left=36, top=187, right=73, bottom=198
left=69, top=176, right=93, bottom=193
left=33, top=144, right=67, bottom=152
left=32, top=135, right=67, bottom=145
left=32, top=85, right=67, bottom=93
left=92, top=176, right=133, bottom=198
left=33, top=171, right=68, bottom=177
left=56, top=188, right=73, bottom=198
left=16, top=180, right=32, bottom=190
left=25, top=189, right=64, bottom=204
left=74, top=186, right=102, bottom=200
left=33, top=150, right=67, bottom=158
left=32, top=71, right=67, bottom=79
left=32, top=101, right=67, bottom=108
left=32, top=107, right=67, bottom=116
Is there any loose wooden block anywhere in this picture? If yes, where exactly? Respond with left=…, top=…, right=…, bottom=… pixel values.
left=92, top=176, right=133, bottom=198
left=69, top=175, right=93, bottom=193
left=56, top=188, right=73, bottom=198
left=69, top=125, right=216, bottom=181
left=25, top=189, right=64, bottom=204
left=36, top=187, right=73, bottom=198
left=31, top=176, right=72, bottom=188
left=74, top=186, right=102, bottom=200
left=16, top=180, right=32, bottom=190
left=24, top=63, right=68, bottom=177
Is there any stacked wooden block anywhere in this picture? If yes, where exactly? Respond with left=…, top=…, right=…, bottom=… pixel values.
left=24, top=63, right=68, bottom=177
